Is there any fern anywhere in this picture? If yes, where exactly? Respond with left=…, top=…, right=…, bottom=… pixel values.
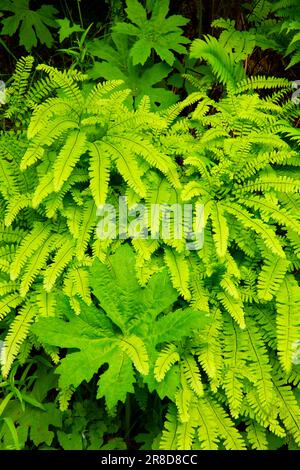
left=154, top=344, right=180, bottom=382
left=31, top=245, right=209, bottom=413
left=1, top=302, right=37, bottom=377
left=1, top=37, right=300, bottom=449
left=276, top=275, right=300, bottom=373
left=164, top=248, right=191, bottom=300
left=113, top=0, right=189, bottom=66
left=257, top=255, right=289, bottom=301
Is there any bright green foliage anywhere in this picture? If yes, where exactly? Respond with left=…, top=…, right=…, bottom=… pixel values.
left=56, top=18, right=83, bottom=43
left=212, top=18, right=256, bottom=62
left=113, top=0, right=189, bottom=65
left=1, top=9, right=300, bottom=448
left=246, top=0, right=300, bottom=68
left=0, top=0, right=58, bottom=51
left=0, top=361, right=123, bottom=450
left=32, top=245, right=209, bottom=413
left=88, top=33, right=177, bottom=109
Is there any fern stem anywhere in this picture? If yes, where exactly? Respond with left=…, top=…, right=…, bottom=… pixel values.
left=125, top=393, right=131, bottom=440
left=77, top=0, right=84, bottom=29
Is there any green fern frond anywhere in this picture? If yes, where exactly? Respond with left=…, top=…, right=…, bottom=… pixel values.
left=69, top=266, right=91, bottom=305
left=43, top=238, right=75, bottom=292
left=88, top=142, right=111, bottom=207
left=276, top=275, right=300, bottom=373
left=218, top=291, right=246, bottom=329
left=119, top=335, right=149, bottom=375
left=35, top=288, right=57, bottom=317
left=203, top=395, right=246, bottom=449
left=20, top=236, right=57, bottom=297
left=273, top=375, right=300, bottom=445
left=245, top=317, right=274, bottom=408
left=210, top=202, right=229, bottom=259
left=181, top=355, right=203, bottom=397
left=240, top=175, right=300, bottom=194
left=0, top=293, right=22, bottom=320
left=176, top=413, right=197, bottom=450
left=10, top=223, right=52, bottom=281
left=1, top=302, right=37, bottom=378
left=76, top=199, right=97, bottom=260
left=223, top=202, right=285, bottom=258
left=154, top=344, right=180, bottom=382
left=53, top=130, right=87, bottom=192
left=197, top=308, right=223, bottom=384
left=175, top=373, right=193, bottom=423
left=246, top=420, right=268, bottom=450
left=160, top=404, right=179, bottom=450
left=164, top=248, right=191, bottom=300
left=257, top=255, right=289, bottom=301
left=190, top=36, right=243, bottom=89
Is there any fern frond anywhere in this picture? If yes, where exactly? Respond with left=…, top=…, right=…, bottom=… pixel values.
left=276, top=275, right=300, bottom=373
left=85, top=80, right=124, bottom=108
left=164, top=248, right=191, bottom=300
left=32, top=172, right=54, bottom=208
left=210, top=202, right=229, bottom=259
left=273, top=375, right=300, bottom=445
left=53, top=130, right=87, bottom=192
left=182, top=355, right=203, bottom=397
left=175, top=373, right=193, bottom=423
left=43, top=238, right=75, bottom=292
left=218, top=291, right=245, bottom=329
left=0, top=293, right=22, bottom=320
left=69, top=266, right=91, bottom=305
left=195, top=399, right=219, bottom=450
left=154, top=344, right=180, bottom=382
left=190, top=36, right=242, bottom=89
left=10, top=223, right=51, bottom=281
left=58, top=387, right=74, bottom=412
left=220, top=274, right=240, bottom=300
left=1, top=302, right=36, bottom=377
left=234, top=76, right=290, bottom=94
left=245, top=317, right=274, bottom=408
left=197, top=308, right=223, bottom=384
left=20, top=117, right=79, bottom=170
left=223, top=202, right=285, bottom=258
left=19, top=236, right=57, bottom=297
left=36, top=64, right=85, bottom=106
left=240, top=175, right=300, bottom=194
left=35, top=289, right=57, bottom=317
left=203, top=395, right=246, bottom=449
left=222, top=316, right=247, bottom=417
left=88, top=141, right=111, bottom=207
left=4, top=194, right=32, bottom=227
left=246, top=420, right=268, bottom=450
left=119, top=335, right=149, bottom=375
left=257, top=255, right=289, bottom=301
left=76, top=199, right=97, bottom=260
left=103, top=140, right=147, bottom=198
left=27, top=98, right=80, bottom=139
left=160, top=404, right=179, bottom=450
left=176, top=414, right=197, bottom=450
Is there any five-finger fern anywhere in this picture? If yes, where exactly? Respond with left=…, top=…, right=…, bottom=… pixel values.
left=0, top=41, right=300, bottom=450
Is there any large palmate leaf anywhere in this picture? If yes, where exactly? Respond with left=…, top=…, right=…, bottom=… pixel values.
left=88, top=33, right=177, bottom=109
left=113, top=0, right=189, bottom=66
left=32, top=245, right=209, bottom=411
left=0, top=0, right=58, bottom=51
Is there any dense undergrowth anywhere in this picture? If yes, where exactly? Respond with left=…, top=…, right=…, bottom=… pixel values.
left=0, top=0, right=300, bottom=450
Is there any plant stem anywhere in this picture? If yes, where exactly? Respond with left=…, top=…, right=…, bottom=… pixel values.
left=125, top=394, right=131, bottom=440
left=77, top=0, right=84, bottom=28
